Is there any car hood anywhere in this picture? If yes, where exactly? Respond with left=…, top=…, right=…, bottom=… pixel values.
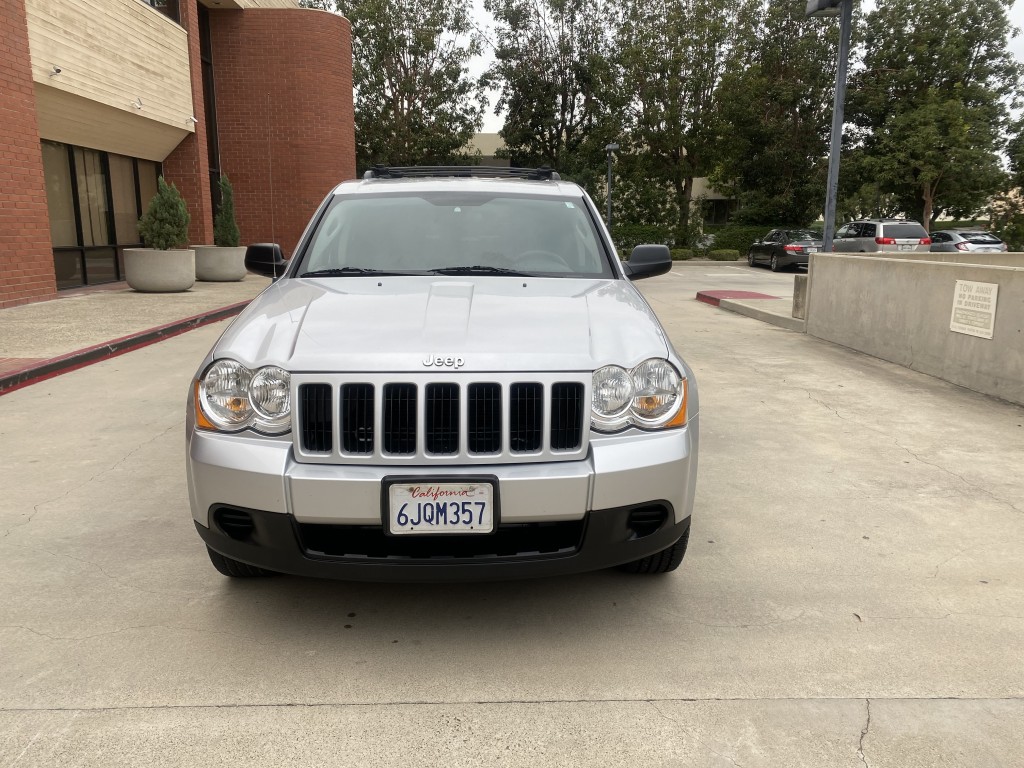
left=214, top=276, right=670, bottom=373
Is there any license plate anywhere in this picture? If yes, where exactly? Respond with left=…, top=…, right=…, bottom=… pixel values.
left=387, top=482, right=494, bottom=535
left=807, top=247, right=819, bottom=253
left=898, top=244, right=913, bottom=251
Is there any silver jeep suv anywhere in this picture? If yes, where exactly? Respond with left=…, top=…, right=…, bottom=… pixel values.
left=186, top=167, right=698, bottom=581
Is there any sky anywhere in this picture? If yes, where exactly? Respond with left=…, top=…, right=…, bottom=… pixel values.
left=470, top=0, right=1024, bottom=133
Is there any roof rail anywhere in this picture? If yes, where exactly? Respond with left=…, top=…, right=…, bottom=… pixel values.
left=362, top=165, right=561, bottom=181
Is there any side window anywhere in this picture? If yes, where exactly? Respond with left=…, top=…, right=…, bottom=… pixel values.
left=763, top=230, right=777, bottom=242
left=861, top=223, right=877, bottom=238
left=835, top=225, right=852, bottom=239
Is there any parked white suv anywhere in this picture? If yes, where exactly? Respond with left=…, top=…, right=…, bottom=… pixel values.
left=833, top=219, right=931, bottom=252
left=186, top=167, right=699, bottom=581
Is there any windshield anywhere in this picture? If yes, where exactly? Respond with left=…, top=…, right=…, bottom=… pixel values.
left=883, top=223, right=928, bottom=239
left=299, top=192, right=614, bottom=278
left=958, top=232, right=1001, bottom=244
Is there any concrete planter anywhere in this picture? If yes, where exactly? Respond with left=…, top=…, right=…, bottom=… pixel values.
left=123, top=248, right=195, bottom=293
left=194, top=245, right=247, bottom=282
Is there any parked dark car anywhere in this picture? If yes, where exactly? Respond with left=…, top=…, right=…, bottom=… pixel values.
left=930, top=230, right=1008, bottom=253
left=747, top=229, right=823, bottom=271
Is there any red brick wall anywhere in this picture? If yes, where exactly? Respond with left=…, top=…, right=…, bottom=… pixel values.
left=208, top=8, right=355, bottom=256
left=163, top=0, right=214, bottom=246
left=0, top=0, right=57, bottom=308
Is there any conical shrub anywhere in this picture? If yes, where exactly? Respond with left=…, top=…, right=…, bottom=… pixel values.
left=213, top=175, right=241, bottom=247
left=138, top=177, right=190, bottom=251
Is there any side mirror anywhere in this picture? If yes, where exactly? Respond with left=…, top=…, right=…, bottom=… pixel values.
left=623, top=244, right=671, bottom=281
left=245, top=243, right=287, bottom=280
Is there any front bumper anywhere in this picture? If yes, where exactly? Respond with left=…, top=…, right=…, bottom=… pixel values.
left=195, top=503, right=690, bottom=581
left=187, top=415, right=699, bottom=580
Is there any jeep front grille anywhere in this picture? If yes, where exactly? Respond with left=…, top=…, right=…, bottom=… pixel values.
left=294, top=374, right=590, bottom=465
left=298, top=383, right=332, bottom=453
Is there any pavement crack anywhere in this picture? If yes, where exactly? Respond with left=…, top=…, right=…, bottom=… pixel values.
left=1, top=623, right=272, bottom=645
left=893, top=438, right=1022, bottom=515
left=857, top=699, right=871, bottom=767
left=649, top=700, right=744, bottom=767
left=1, top=422, right=180, bottom=539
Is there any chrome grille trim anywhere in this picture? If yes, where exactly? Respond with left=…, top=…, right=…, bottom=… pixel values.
left=292, top=373, right=591, bottom=465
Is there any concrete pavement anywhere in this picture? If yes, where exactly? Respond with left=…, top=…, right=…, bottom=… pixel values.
left=0, top=276, right=270, bottom=392
left=1, top=270, right=1022, bottom=766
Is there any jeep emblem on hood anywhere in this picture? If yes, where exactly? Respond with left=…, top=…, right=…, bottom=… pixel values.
left=423, top=355, right=465, bottom=369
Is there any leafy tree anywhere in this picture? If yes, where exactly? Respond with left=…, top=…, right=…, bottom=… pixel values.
left=484, top=0, right=618, bottom=194
left=710, top=0, right=838, bottom=226
left=138, top=177, right=190, bottom=251
left=615, top=0, right=744, bottom=243
left=213, top=175, right=240, bottom=248
left=848, top=0, right=1021, bottom=224
left=334, top=0, right=487, bottom=168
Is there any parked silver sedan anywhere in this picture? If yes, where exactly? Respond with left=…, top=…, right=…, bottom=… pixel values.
left=930, top=230, right=1008, bottom=253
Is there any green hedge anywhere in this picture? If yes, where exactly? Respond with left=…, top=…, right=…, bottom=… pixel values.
left=708, top=249, right=741, bottom=261
left=670, top=248, right=693, bottom=261
left=702, top=224, right=771, bottom=255
left=611, top=223, right=672, bottom=252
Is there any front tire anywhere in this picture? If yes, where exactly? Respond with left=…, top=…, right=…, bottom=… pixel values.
left=207, top=546, right=277, bottom=578
left=618, top=528, right=690, bottom=574
left=747, top=250, right=755, bottom=267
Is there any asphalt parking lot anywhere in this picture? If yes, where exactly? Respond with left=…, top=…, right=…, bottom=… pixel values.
left=1, top=263, right=1022, bottom=766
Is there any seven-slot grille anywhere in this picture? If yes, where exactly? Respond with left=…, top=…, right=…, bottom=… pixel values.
left=296, top=378, right=587, bottom=462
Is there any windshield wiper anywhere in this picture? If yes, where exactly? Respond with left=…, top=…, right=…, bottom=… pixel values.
left=300, top=267, right=417, bottom=277
left=430, top=265, right=531, bottom=276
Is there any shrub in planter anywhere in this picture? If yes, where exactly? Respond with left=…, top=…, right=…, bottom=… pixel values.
left=139, top=177, right=190, bottom=250
left=214, top=175, right=241, bottom=247
left=670, top=249, right=694, bottom=261
left=708, top=249, right=741, bottom=261
left=196, top=175, right=247, bottom=282
left=124, top=177, right=194, bottom=292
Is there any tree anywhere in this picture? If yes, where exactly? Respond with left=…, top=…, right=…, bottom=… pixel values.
left=710, top=0, right=838, bottom=226
left=138, top=177, right=190, bottom=251
left=484, top=0, right=618, bottom=193
left=213, top=175, right=240, bottom=248
left=334, top=0, right=487, bottom=168
left=848, top=0, right=1021, bottom=223
left=615, top=0, right=744, bottom=243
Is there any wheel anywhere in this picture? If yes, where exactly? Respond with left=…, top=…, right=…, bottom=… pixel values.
left=206, top=546, right=277, bottom=577
left=747, top=250, right=755, bottom=266
left=770, top=254, right=781, bottom=272
left=618, top=528, right=690, bottom=574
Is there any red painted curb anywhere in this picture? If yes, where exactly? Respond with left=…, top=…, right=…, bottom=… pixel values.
left=696, top=290, right=780, bottom=307
left=0, top=300, right=251, bottom=396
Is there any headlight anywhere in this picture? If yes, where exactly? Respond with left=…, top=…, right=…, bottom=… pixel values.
left=591, top=365, right=634, bottom=430
left=196, top=360, right=291, bottom=434
left=630, top=359, right=681, bottom=423
left=591, top=359, right=686, bottom=432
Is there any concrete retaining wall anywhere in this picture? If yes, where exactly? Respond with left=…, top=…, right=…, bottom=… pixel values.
left=806, top=254, right=1024, bottom=405
left=866, top=251, right=1024, bottom=267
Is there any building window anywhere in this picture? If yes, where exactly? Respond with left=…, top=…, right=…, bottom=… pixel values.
left=142, top=0, right=179, bottom=24
left=41, top=141, right=161, bottom=290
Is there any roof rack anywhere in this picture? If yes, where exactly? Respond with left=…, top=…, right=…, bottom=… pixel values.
left=362, top=165, right=560, bottom=181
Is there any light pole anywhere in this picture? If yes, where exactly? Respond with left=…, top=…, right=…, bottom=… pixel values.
left=605, top=143, right=619, bottom=228
left=807, top=0, right=854, bottom=254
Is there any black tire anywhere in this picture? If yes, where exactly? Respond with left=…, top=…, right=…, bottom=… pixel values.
left=618, top=528, right=690, bottom=574
left=206, top=546, right=277, bottom=578
left=747, top=250, right=756, bottom=267
left=770, top=254, right=781, bottom=272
